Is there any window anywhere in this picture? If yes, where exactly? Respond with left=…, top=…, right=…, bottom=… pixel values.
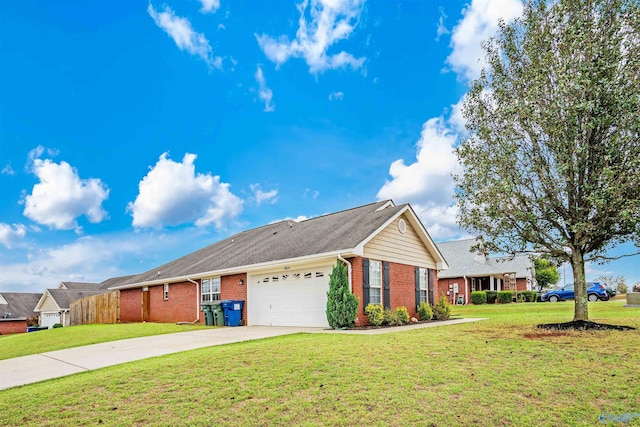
left=418, top=268, right=428, bottom=304
left=201, top=277, right=221, bottom=303
left=369, top=260, right=382, bottom=305
left=163, top=283, right=169, bottom=301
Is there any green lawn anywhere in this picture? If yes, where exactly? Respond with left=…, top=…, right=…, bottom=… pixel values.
left=1, top=301, right=639, bottom=426
left=0, top=323, right=213, bottom=360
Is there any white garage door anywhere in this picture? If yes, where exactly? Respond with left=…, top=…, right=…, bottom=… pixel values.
left=41, top=312, right=60, bottom=329
left=248, top=265, right=333, bottom=327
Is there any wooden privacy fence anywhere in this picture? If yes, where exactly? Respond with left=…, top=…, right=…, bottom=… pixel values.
left=70, top=291, right=120, bottom=325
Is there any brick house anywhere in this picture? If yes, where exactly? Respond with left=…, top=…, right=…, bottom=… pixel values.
left=110, top=200, right=448, bottom=327
left=0, top=292, right=42, bottom=335
left=435, top=238, right=536, bottom=305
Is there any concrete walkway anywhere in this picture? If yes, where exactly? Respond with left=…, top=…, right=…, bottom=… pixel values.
left=0, top=318, right=485, bottom=391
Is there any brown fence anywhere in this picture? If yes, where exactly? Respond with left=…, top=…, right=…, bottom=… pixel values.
left=70, top=291, right=120, bottom=325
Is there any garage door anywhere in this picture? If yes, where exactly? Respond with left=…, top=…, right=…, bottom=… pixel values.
left=248, top=265, right=333, bottom=327
left=40, top=312, right=60, bottom=329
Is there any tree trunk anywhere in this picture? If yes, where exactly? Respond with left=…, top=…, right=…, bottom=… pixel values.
left=571, top=249, right=589, bottom=321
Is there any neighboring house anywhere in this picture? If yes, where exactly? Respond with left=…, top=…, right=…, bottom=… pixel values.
left=34, top=282, right=106, bottom=328
left=0, top=292, right=42, bottom=334
left=436, top=238, right=536, bottom=305
left=110, top=200, right=448, bottom=327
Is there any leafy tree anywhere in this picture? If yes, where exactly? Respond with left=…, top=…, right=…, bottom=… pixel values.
left=456, top=0, right=640, bottom=322
left=326, top=262, right=358, bottom=328
left=596, top=275, right=627, bottom=294
left=533, top=257, right=560, bottom=290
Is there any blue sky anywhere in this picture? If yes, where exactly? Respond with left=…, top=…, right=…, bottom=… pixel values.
left=1, top=0, right=638, bottom=293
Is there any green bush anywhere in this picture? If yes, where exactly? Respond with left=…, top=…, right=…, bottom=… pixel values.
left=52, top=323, right=63, bottom=328
left=497, top=291, right=514, bottom=304
left=383, top=308, right=399, bottom=326
left=432, top=296, right=451, bottom=320
left=326, top=262, right=359, bottom=328
left=520, top=290, right=537, bottom=302
left=365, top=304, right=384, bottom=326
left=394, top=306, right=410, bottom=325
left=471, top=291, right=487, bottom=305
left=417, top=302, right=433, bottom=321
left=485, top=290, right=498, bottom=304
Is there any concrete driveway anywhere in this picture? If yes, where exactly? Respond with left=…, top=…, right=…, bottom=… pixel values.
left=0, top=318, right=484, bottom=391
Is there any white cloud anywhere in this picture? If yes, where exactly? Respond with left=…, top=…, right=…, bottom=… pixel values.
left=269, top=215, right=311, bottom=224
left=199, top=0, right=220, bottom=14
left=446, top=0, right=523, bottom=81
left=329, top=91, right=344, bottom=101
left=22, top=155, right=109, bottom=231
left=0, top=223, right=27, bottom=248
left=435, top=7, right=450, bottom=41
left=148, top=3, right=222, bottom=69
left=256, top=0, right=365, bottom=74
left=250, top=184, right=278, bottom=205
left=377, top=117, right=462, bottom=239
left=304, top=188, right=320, bottom=199
left=255, top=65, right=275, bottom=112
left=127, top=152, right=243, bottom=229
left=2, top=163, right=14, bottom=175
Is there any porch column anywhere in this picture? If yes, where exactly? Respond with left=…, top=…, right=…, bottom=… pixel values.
left=490, top=277, right=495, bottom=291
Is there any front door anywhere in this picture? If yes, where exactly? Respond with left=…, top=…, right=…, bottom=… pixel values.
left=142, top=289, right=150, bottom=322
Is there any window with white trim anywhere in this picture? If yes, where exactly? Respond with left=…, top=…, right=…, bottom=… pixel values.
left=369, top=260, right=382, bottom=305
left=163, top=283, right=169, bottom=301
left=418, top=268, right=429, bottom=304
left=201, top=277, right=221, bottom=303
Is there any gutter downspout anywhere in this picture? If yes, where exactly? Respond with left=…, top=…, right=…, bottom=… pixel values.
left=464, top=276, right=468, bottom=305
left=177, top=277, right=200, bottom=325
left=337, top=254, right=352, bottom=292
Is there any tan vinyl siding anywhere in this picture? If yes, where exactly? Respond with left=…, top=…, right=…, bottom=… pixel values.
left=39, top=294, right=60, bottom=312
left=363, top=215, right=436, bottom=268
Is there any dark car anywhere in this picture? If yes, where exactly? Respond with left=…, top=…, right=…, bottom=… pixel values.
left=541, top=282, right=609, bottom=302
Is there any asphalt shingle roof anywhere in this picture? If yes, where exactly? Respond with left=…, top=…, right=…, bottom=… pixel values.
left=436, top=238, right=533, bottom=279
left=0, top=293, right=42, bottom=319
left=59, top=282, right=99, bottom=290
left=117, top=200, right=406, bottom=287
left=46, top=289, right=108, bottom=310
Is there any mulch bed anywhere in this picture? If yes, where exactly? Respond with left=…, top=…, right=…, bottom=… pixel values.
left=536, top=320, right=636, bottom=331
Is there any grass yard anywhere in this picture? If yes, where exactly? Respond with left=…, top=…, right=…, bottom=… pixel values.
left=1, top=301, right=639, bottom=426
left=0, top=323, right=213, bottom=361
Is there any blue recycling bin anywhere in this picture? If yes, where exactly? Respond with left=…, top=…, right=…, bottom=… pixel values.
left=221, top=300, right=244, bottom=327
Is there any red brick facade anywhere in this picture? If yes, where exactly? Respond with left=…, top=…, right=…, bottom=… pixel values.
left=118, top=274, right=248, bottom=325
left=0, top=319, right=28, bottom=335
left=349, top=256, right=438, bottom=326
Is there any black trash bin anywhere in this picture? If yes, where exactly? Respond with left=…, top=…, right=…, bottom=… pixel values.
left=211, top=301, right=224, bottom=326
left=221, top=300, right=244, bottom=327
left=202, top=304, right=213, bottom=326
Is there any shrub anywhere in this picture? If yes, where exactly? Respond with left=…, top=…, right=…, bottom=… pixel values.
left=471, top=291, right=487, bottom=305
left=326, top=262, right=359, bottom=328
left=432, top=297, right=451, bottom=320
left=485, top=290, right=498, bottom=304
left=52, top=323, right=63, bottom=329
left=417, top=302, right=433, bottom=321
left=633, top=282, right=640, bottom=293
left=394, top=306, right=410, bottom=325
left=383, top=308, right=399, bottom=326
left=497, top=291, right=514, bottom=304
left=522, top=291, right=538, bottom=302
left=365, top=304, right=384, bottom=326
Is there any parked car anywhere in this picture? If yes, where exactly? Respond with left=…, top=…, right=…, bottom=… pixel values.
left=541, top=282, right=609, bottom=302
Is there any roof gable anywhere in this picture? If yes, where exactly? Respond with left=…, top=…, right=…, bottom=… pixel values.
left=35, top=289, right=107, bottom=311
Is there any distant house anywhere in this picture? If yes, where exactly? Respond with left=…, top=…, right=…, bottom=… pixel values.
left=436, top=239, right=535, bottom=305
left=0, top=292, right=42, bottom=334
left=109, top=201, right=448, bottom=327
left=33, top=282, right=108, bottom=328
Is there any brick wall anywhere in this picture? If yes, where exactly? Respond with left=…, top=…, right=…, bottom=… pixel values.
left=148, top=281, right=198, bottom=323
left=220, top=273, right=247, bottom=324
left=437, top=277, right=466, bottom=305
left=0, top=319, right=27, bottom=335
left=515, top=278, right=528, bottom=292
left=119, top=288, right=141, bottom=322
left=350, top=256, right=431, bottom=326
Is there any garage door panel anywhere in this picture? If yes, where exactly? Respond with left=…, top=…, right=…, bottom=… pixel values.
left=248, top=265, right=332, bottom=327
